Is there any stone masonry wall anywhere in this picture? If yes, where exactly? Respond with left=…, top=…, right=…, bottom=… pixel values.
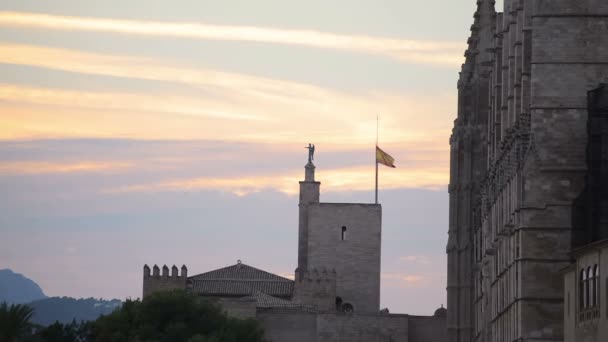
left=257, top=312, right=318, bottom=342
left=317, top=313, right=409, bottom=342
left=409, top=316, right=448, bottom=342
left=307, top=203, right=382, bottom=313
left=259, top=312, right=446, bottom=342
left=519, top=1, right=608, bottom=340
left=450, top=0, right=608, bottom=341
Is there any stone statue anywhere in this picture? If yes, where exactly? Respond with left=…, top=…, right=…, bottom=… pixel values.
left=305, top=143, right=315, bottom=162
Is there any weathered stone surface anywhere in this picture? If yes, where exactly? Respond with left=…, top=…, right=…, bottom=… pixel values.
left=448, top=1, right=608, bottom=342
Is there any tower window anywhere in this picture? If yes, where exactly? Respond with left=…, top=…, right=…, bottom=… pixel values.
left=341, top=226, right=347, bottom=241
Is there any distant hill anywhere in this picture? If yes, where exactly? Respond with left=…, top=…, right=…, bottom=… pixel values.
left=29, top=297, right=122, bottom=326
left=0, top=269, right=46, bottom=304
left=0, top=268, right=122, bottom=325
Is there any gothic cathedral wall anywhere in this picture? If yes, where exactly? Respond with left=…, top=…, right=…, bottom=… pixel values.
left=449, top=1, right=608, bottom=342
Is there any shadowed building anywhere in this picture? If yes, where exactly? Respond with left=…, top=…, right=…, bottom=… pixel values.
left=448, top=1, right=608, bottom=342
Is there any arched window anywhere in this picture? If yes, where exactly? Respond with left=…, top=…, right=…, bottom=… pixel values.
left=593, top=265, right=599, bottom=307
left=341, top=226, right=347, bottom=241
left=586, top=267, right=592, bottom=308
left=580, top=269, right=586, bottom=309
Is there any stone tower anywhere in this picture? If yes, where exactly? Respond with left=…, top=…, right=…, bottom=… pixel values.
left=296, top=159, right=382, bottom=313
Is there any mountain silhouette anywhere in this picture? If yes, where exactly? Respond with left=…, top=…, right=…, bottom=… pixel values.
left=29, top=297, right=122, bottom=326
left=0, top=269, right=46, bottom=304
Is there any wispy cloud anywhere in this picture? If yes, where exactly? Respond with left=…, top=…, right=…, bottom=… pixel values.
left=0, top=77, right=455, bottom=150
left=0, top=43, right=335, bottom=101
left=0, top=161, right=132, bottom=174
left=103, top=165, right=447, bottom=195
left=0, top=11, right=463, bottom=66
left=400, top=255, right=432, bottom=264
left=0, top=84, right=268, bottom=122
left=382, top=273, right=426, bottom=285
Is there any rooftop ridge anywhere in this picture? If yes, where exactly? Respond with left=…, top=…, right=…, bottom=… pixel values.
left=189, top=262, right=293, bottom=282
left=191, top=278, right=293, bottom=283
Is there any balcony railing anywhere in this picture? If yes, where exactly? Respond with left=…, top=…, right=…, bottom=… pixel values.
left=578, top=307, right=600, bottom=323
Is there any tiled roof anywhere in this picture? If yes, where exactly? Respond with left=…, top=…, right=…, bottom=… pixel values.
left=190, top=263, right=292, bottom=281
left=189, top=262, right=294, bottom=297
left=236, top=291, right=317, bottom=313
left=240, top=291, right=297, bottom=308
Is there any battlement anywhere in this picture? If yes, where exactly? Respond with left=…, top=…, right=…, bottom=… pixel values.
left=142, top=264, right=188, bottom=298
left=293, top=267, right=337, bottom=312
left=144, top=264, right=188, bottom=278
left=295, top=267, right=336, bottom=282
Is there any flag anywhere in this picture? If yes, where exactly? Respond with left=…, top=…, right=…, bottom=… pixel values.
left=376, top=146, right=396, bottom=168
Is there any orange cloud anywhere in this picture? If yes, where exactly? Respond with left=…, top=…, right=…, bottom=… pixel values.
left=103, top=164, right=447, bottom=196
left=0, top=43, right=339, bottom=102
left=400, top=255, right=432, bottom=264
left=0, top=11, right=463, bottom=66
left=0, top=78, right=455, bottom=149
left=0, top=161, right=132, bottom=174
left=382, top=273, right=426, bottom=284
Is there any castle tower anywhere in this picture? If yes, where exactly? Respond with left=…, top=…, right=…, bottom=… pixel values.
left=297, top=160, right=320, bottom=270
left=295, top=150, right=382, bottom=313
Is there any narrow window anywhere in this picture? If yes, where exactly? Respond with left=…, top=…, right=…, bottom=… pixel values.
left=341, top=226, right=347, bottom=241
left=580, top=269, right=586, bottom=309
left=593, top=265, right=599, bottom=307
left=586, top=267, right=592, bottom=308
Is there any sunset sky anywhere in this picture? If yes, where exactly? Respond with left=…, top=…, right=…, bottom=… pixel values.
left=0, top=0, right=496, bottom=314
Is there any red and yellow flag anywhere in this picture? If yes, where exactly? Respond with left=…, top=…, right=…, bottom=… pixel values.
left=376, top=146, right=396, bottom=168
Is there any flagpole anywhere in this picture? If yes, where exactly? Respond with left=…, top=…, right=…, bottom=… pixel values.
left=375, top=115, right=379, bottom=204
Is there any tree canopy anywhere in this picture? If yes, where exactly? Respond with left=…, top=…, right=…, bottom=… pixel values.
left=90, top=291, right=265, bottom=342
left=0, top=291, right=266, bottom=342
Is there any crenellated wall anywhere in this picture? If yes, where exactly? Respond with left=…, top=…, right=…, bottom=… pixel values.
left=142, top=264, right=188, bottom=298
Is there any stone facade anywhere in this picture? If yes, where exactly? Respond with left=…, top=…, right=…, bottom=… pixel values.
left=292, top=267, right=337, bottom=312
left=448, top=1, right=608, bottom=342
left=562, top=81, right=608, bottom=342
left=258, top=312, right=446, bottom=342
left=563, top=240, right=608, bottom=342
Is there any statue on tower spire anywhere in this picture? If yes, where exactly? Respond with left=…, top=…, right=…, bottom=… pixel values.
left=305, top=143, right=315, bottom=163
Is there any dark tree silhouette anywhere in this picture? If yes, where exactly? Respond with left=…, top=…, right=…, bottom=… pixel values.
left=89, top=290, right=266, bottom=342
left=0, top=302, right=34, bottom=342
